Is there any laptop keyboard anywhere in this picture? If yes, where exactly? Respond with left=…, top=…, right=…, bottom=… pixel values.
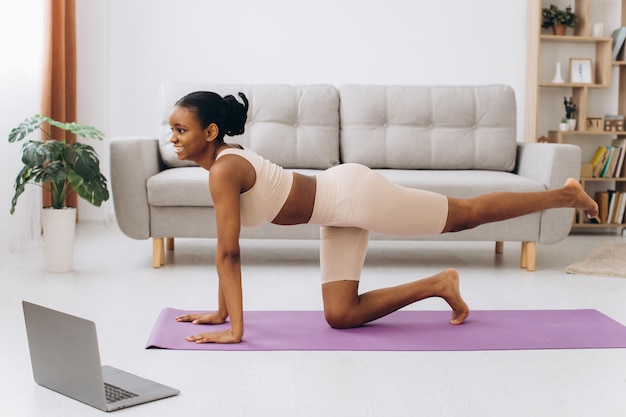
left=105, top=383, right=138, bottom=404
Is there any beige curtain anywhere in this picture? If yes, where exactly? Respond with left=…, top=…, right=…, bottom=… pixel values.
left=41, top=0, right=77, bottom=209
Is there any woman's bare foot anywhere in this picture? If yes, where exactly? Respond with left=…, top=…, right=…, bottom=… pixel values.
left=564, top=178, right=598, bottom=218
left=439, top=268, right=470, bottom=325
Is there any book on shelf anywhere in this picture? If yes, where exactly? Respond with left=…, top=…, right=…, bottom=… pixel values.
left=596, top=191, right=610, bottom=223
left=607, top=190, right=617, bottom=223
left=601, top=146, right=615, bottom=177
left=609, top=191, right=626, bottom=224
left=591, top=146, right=611, bottom=177
left=617, top=192, right=626, bottom=224
left=591, top=146, right=607, bottom=168
left=612, top=138, right=626, bottom=177
left=596, top=190, right=626, bottom=224
left=611, top=146, right=623, bottom=177
left=612, top=27, right=626, bottom=60
left=589, top=142, right=626, bottom=178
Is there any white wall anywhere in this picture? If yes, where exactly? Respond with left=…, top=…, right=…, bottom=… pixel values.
left=16, top=0, right=529, bottom=228
left=0, top=1, right=44, bottom=263
left=101, top=0, right=527, bottom=138
left=75, top=0, right=111, bottom=222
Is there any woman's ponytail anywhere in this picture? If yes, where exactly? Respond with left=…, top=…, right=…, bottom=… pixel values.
left=223, top=92, right=249, bottom=136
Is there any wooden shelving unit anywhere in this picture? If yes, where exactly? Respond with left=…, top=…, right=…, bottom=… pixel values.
left=548, top=130, right=626, bottom=143
left=526, top=0, right=626, bottom=232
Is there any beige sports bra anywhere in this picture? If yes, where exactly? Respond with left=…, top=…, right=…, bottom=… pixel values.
left=215, top=147, right=293, bottom=228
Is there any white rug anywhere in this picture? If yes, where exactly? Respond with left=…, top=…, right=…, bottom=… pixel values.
left=565, top=243, right=626, bottom=278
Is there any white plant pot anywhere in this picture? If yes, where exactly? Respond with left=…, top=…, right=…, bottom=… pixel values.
left=559, top=123, right=569, bottom=131
left=568, top=119, right=577, bottom=131
left=41, top=207, right=76, bottom=272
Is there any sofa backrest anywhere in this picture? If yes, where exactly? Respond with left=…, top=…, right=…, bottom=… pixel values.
left=339, top=84, right=517, bottom=171
left=159, top=83, right=340, bottom=169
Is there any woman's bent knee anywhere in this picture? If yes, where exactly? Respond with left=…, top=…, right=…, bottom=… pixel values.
left=321, top=280, right=363, bottom=329
left=324, top=308, right=361, bottom=329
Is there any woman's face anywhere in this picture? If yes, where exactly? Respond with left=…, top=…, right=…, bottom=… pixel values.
left=168, top=105, right=213, bottom=162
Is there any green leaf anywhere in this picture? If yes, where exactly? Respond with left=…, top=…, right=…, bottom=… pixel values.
left=8, top=115, right=45, bottom=143
left=10, top=165, right=34, bottom=214
left=63, top=142, right=101, bottom=180
left=21, top=140, right=57, bottom=167
left=68, top=171, right=109, bottom=207
left=42, top=117, right=105, bottom=141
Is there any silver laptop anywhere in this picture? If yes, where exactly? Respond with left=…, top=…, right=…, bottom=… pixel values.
left=22, top=301, right=180, bottom=412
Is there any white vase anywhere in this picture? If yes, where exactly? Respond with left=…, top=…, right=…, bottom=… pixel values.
left=41, top=207, right=76, bottom=272
left=568, top=119, right=577, bottom=131
left=559, top=122, right=569, bottom=131
left=552, top=62, right=565, bottom=83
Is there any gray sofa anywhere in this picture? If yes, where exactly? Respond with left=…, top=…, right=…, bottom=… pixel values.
left=110, top=83, right=581, bottom=270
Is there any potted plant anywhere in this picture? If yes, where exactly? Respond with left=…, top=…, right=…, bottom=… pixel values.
left=564, top=96, right=577, bottom=130
left=559, top=117, right=570, bottom=131
left=8, top=115, right=109, bottom=272
left=542, top=4, right=578, bottom=35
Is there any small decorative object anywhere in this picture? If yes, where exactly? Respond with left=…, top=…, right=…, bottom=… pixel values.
left=563, top=97, right=577, bottom=118
left=8, top=115, right=110, bottom=272
left=592, top=22, right=604, bottom=37
left=541, top=4, right=578, bottom=35
left=559, top=117, right=570, bottom=131
left=563, top=96, right=577, bottom=130
left=604, top=114, right=625, bottom=132
left=586, top=117, right=604, bottom=132
left=551, top=62, right=565, bottom=83
left=569, top=58, right=593, bottom=83
left=611, top=27, right=626, bottom=60
left=568, top=119, right=577, bottom=131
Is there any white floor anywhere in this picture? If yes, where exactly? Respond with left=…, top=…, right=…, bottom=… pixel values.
left=1, top=222, right=626, bottom=417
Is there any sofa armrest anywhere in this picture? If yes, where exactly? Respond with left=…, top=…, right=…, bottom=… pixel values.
left=515, top=142, right=581, bottom=187
left=110, top=137, right=163, bottom=239
left=515, top=142, right=581, bottom=244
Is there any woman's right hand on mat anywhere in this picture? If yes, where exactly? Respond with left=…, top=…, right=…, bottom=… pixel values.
left=175, top=312, right=226, bottom=325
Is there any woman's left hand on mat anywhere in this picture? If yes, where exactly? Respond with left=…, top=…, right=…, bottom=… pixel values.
left=185, top=329, right=242, bottom=344
left=175, top=312, right=226, bottom=325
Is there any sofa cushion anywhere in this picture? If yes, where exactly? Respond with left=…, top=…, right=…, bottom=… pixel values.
left=373, top=169, right=545, bottom=197
left=339, top=85, right=517, bottom=171
left=159, top=83, right=340, bottom=170
left=147, top=167, right=211, bottom=207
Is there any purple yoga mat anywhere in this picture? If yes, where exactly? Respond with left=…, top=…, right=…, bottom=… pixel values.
left=145, top=308, right=626, bottom=351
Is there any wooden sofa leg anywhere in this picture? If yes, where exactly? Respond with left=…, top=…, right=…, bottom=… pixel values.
left=495, top=241, right=504, bottom=254
left=526, top=242, right=536, bottom=271
left=153, top=238, right=165, bottom=268
left=166, top=237, right=175, bottom=251
left=520, top=241, right=536, bottom=271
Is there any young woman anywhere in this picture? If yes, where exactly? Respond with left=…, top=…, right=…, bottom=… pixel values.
left=170, top=91, right=599, bottom=344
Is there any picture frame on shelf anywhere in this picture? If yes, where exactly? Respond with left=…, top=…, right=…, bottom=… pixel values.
left=586, top=117, right=604, bottom=132
left=604, top=115, right=625, bottom=132
left=569, top=58, right=593, bottom=84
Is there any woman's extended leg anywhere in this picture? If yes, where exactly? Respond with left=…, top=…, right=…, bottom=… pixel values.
left=316, top=173, right=595, bottom=330
left=443, top=178, right=598, bottom=233
left=321, top=269, right=470, bottom=329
